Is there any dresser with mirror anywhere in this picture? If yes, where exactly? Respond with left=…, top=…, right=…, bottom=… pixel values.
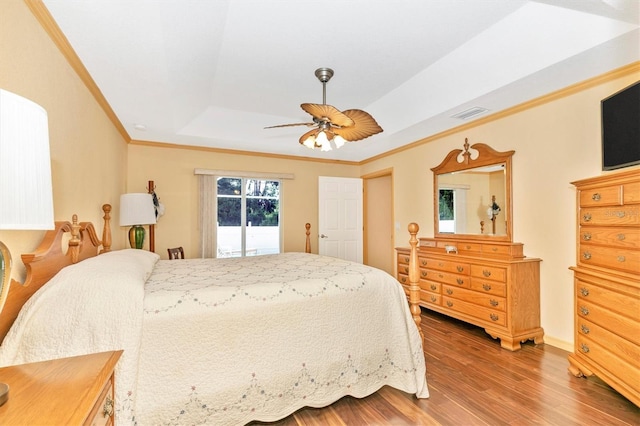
left=397, top=139, right=543, bottom=350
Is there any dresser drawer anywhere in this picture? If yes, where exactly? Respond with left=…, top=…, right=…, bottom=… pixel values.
left=420, top=279, right=441, bottom=293
left=422, top=269, right=469, bottom=287
left=398, top=273, right=409, bottom=286
left=579, top=226, right=640, bottom=249
left=579, top=185, right=622, bottom=207
left=397, top=252, right=410, bottom=265
left=442, top=296, right=506, bottom=326
left=421, top=291, right=441, bottom=306
left=470, top=264, right=506, bottom=282
left=421, top=257, right=470, bottom=275
left=577, top=299, right=640, bottom=345
left=575, top=335, right=640, bottom=394
left=578, top=245, right=640, bottom=274
left=576, top=318, right=639, bottom=368
left=443, top=285, right=506, bottom=311
left=580, top=205, right=640, bottom=226
left=469, top=277, right=507, bottom=297
left=576, top=279, right=640, bottom=320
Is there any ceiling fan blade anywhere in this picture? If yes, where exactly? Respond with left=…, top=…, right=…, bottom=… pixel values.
left=301, top=103, right=354, bottom=128
left=264, top=122, right=315, bottom=129
left=332, top=109, right=383, bottom=142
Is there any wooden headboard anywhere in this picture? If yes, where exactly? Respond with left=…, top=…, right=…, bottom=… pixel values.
left=0, top=205, right=112, bottom=342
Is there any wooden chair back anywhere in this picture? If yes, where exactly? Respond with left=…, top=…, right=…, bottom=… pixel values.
left=167, top=247, right=185, bottom=260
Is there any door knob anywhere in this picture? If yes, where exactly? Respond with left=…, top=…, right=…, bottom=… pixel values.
left=320, top=234, right=328, bottom=238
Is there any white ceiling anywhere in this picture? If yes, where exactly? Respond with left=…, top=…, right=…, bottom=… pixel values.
left=42, top=0, right=639, bottom=162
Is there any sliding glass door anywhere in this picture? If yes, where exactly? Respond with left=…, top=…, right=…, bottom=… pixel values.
left=216, top=177, right=280, bottom=257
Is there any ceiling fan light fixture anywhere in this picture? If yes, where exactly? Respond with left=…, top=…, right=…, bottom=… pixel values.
left=333, top=135, right=346, bottom=149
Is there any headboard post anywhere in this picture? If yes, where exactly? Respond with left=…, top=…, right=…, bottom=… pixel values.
left=100, top=204, right=112, bottom=253
left=305, top=223, right=311, bottom=253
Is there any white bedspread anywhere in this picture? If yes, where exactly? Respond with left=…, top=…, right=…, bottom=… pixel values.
left=0, top=251, right=428, bottom=425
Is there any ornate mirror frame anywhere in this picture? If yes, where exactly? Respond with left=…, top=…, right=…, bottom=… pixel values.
left=431, top=139, right=514, bottom=242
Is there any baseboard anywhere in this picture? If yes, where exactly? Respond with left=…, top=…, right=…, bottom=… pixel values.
left=542, top=335, right=573, bottom=352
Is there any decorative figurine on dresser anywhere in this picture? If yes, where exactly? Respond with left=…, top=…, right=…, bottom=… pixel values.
left=397, top=138, right=544, bottom=351
left=568, top=167, right=639, bottom=407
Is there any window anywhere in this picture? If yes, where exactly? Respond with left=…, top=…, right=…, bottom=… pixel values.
left=438, top=186, right=468, bottom=234
left=216, top=177, right=280, bottom=257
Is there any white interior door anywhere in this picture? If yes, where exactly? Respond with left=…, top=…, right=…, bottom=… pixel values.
left=318, top=176, right=363, bottom=263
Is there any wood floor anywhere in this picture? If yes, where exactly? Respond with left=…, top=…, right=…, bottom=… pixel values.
left=250, top=309, right=640, bottom=426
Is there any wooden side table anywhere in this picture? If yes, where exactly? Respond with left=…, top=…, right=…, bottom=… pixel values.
left=0, top=350, right=122, bottom=425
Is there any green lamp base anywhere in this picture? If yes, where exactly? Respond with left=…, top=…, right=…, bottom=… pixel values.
left=128, top=225, right=146, bottom=249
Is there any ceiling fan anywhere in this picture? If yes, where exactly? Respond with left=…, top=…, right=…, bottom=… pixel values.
left=265, top=68, right=383, bottom=152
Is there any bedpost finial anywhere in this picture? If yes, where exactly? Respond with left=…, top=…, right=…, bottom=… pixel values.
left=408, top=222, right=419, bottom=235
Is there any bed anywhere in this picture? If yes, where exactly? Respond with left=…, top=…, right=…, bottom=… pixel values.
left=0, top=205, right=428, bottom=425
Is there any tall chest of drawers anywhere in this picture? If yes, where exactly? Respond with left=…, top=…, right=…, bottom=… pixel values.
left=568, top=168, right=640, bottom=407
left=397, top=240, right=543, bottom=351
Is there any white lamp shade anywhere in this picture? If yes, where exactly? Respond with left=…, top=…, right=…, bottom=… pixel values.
left=0, top=89, right=54, bottom=230
left=120, top=193, right=157, bottom=226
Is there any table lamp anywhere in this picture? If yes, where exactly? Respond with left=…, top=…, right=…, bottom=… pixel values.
left=0, top=88, right=54, bottom=405
left=119, top=193, right=156, bottom=249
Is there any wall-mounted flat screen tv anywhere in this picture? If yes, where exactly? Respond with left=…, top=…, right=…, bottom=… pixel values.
left=601, top=81, right=640, bottom=171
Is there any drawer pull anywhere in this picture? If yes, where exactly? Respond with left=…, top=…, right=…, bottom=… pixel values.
left=583, top=213, right=592, bottom=222
left=446, top=289, right=453, bottom=295
left=403, top=256, right=409, bottom=262
left=403, top=267, right=408, bottom=273
left=580, top=306, right=589, bottom=316
left=430, top=284, right=437, bottom=291
left=482, top=270, right=491, bottom=277
left=580, top=287, right=589, bottom=297
left=617, top=234, right=626, bottom=241
left=438, top=274, right=444, bottom=279
left=446, top=301, right=453, bottom=307
left=103, top=395, right=114, bottom=418
left=490, top=299, right=498, bottom=307
left=465, top=245, right=471, bottom=249
left=582, top=232, right=591, bottom=241
left=616, top=211, right=626, bottom=218
left=491, top=247, right=498, bottom=252
left=456, top=278, right=464, bottom=285
left=591, top=193, right=601, bottom=201
left=617, top=256, right=626, bottom=262
left=421, top=271, right=427, bottom=277
left=456, top=266, right=464, bottom=272
left=580, top=324, right=590, bottom=334
left=430, top=295, right=437, bottom=303
left=438, top=262, right=444, bottom=267
left=582, top=252, right=591, bottom=260
left=421, top=259, right=427, bottom=266
left=400, top=277, right=406, bottom=283
left=489, top=314, right=499, bottom=322
left=580, top=343, right=590, bottom=353
left=482, top=283, right=492, bottom=291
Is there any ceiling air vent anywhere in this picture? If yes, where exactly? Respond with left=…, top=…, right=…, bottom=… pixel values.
left=451, top=107, right=489, bottom=120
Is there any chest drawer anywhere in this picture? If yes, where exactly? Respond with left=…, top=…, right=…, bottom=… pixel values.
left=578, top=245, right=640, bottom=274
left=579, top=226, right=640, bottom=249
left=577, top=299, right=640, bottom=345
left=580, top=205, right=640, bottom=226
left=576, top=318, right=639, bottom=369
left=420, top=279, right=441, bottom=293
left=470, top=264, right=506, bottom=282
left=397, top=252, right=410, bottom=265
left=579, top=185, right=622, bottom=207
left=576, top=279, right=640, bottom=320
left=575, top=334, right=640, bottom=394
left=422, top=269, right=469, bottom=287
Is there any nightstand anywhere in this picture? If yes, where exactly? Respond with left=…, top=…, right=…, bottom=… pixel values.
left=0, top=350, right=122, bottom=425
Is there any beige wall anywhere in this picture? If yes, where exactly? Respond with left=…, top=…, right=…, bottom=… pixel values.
left=0, top=0, right=128, bottom=281
left=126, top=144, right=360, bottom=258
left=361, top=69, right=640, bottom=349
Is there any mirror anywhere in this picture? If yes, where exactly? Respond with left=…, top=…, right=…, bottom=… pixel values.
left=432, top=139, right=514, bottom=242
